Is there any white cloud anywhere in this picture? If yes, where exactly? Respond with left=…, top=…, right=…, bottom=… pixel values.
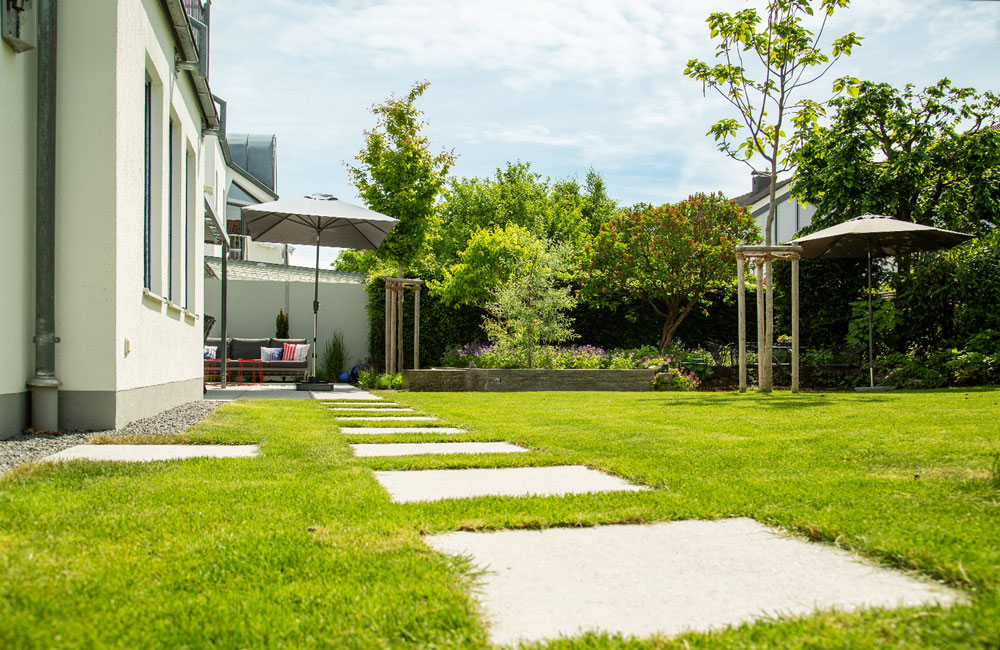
left=209, top=0, right=1000, bottom=215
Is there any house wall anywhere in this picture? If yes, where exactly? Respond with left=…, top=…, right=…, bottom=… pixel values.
left=0, top=24, right=37, bottom=439
left=104, top=0, right=206, bottom=428
left=53, top=0, right=121, bottom=429
left=752, top=191, right=817, bottom=244
left=203, top=278, right=371, bottom=373
left=0, top=0, right=215, bottom=436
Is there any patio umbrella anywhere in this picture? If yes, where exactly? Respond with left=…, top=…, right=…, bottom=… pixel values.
left=243, top=194, right=398, bottom=387
left=790, top=215, right=972, bottom=388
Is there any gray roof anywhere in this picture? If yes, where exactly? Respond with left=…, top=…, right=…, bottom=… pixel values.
left=204, top=257, right=366, bottom=285
left=733, top=177, right=793, bottom=207
left=227, top=181, right=259, bottom=206
left=227, top=133, right=277, bottom=191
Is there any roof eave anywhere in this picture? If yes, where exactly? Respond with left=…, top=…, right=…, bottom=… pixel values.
left=230, top=162, right=279, bottom=201
left=160, top=0, right=220, bottom=131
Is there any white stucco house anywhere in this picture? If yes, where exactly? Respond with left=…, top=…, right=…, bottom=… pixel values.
left=1, top=0, right=232, bottom=437
left=734, top=173, right=818, bottom=243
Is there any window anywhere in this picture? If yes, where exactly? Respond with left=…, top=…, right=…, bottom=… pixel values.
left=168, top=119, right=176, bottom=300
left=185, top=148, right=196, bottom=309
left=143, top=76, right=152, bottom=290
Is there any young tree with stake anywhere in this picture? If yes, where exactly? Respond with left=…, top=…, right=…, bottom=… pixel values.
left=684, top=0, right=861, bottom=391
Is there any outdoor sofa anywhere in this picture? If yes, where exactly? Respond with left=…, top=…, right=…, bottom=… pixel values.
left=205, top=337, right=309, bottom=381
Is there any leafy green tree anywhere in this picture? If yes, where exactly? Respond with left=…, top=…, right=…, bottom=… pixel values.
left=429, top=223, right=543, bottom=307
left=435, top=162, right=614, bottom=265
left=684, top=0, right=861, bottom=389
left=347, top=81, right=455, bottom=275
left=584, top=194, right=759, bottom=353
left=792, top=78, right=1000, bottom=235
left=485, top=243, right=577, bottom=369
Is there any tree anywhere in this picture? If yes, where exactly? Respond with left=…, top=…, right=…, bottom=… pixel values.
left=429, top=223, right=544, bottom=307
left=684, top=0, right=861, bottom=389
left=435, top=162, right=615, bottom=265
left=792, top=78, right=1000, bottom=235
left=584, top=193, right=759, bottom=353
left=485, top=243, right=577, bottom=369
left=347, top=81, right=455, bottom=275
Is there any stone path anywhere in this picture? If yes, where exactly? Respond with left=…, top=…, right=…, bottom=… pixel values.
left=329, top=407, right=415, bottom=412
left=351, top=442, right=528, bottom=457
left=335, top=415, right=438, bottom=422
left=42, top=444, right=259, bottom=463
left=426, top=518, right=963, bottom=646
left=375, top=465, right=647, bottom=503
left=340, top=427, right=468, bottom=435
left=336, top=388, right=966, bottom=645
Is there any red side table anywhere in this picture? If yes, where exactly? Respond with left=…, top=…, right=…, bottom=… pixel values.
left=237, top=359, right=264, bottom=386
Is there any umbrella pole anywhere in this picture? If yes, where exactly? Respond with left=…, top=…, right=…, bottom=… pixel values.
left=867, top=239, right=874, bottom=388
left=313, top=230, right=320, bottom=381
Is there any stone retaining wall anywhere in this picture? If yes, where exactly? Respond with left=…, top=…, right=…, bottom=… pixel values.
left=404, top=369, right=655, bottom=392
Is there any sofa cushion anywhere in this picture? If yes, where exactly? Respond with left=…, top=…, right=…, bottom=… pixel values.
left=229, top=338, right=269, bottom=360
left=269, top=338, right=308, bottom=348
left=260, top=347, right=283, bottom=361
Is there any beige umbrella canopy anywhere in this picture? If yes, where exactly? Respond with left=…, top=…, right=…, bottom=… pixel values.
left=243, top=194, right=398, bottom=386
left=790, top=215, right=973, bottom=387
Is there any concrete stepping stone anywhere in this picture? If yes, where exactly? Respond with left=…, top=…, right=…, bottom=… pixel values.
left=426, top=518, right=963, bottom=647
left=314, top=386, right=384, bottom=401
left=336, top=416, right=438, bottom=422
left=374, top=465, right=646, bottom=503
left=340, top=427, right=467, bottom=435
left=41, top=445, right=259, bottom=463
left=329, top=407, right=415, bottom=412
left=351, top=442, right=528, bottom=457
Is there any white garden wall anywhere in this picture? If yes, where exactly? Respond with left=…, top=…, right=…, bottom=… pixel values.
left=204, top=270, right=371, bottom=373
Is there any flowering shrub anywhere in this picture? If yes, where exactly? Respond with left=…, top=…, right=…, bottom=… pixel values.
left=440, top=343, right=706, bottom=391
left=651, top=368, right=701, bottom=391
left=441, top=343, right=642, bottom=371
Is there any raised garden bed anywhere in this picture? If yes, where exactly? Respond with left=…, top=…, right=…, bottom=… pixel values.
left=404, top=368, right=655, bottom=392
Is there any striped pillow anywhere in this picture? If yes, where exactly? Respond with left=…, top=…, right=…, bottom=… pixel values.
left=281, top=343, right=297, bottom=361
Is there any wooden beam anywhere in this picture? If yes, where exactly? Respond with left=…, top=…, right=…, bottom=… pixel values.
left=395, top=287, right=405, bottom=372
left=791, top=257, right=800, bottom=393
left=756, top=260, right=765, bottom=391
left=737, top=254, right=746, bottom=393
left=384, top=286, right=390, bottom=373
left=413, top=288, right=421, bottom=370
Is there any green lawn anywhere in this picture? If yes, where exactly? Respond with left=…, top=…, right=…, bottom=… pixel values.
left=2, top=389, right=999, bottom=648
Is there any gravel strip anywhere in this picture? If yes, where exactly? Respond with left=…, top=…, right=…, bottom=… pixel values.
left=0, top=400, right=223, bottom=474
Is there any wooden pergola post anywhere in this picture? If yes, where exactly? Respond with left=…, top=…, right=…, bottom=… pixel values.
left=735, top=245, right=803, bottom=393
left=737, top=252, right=747, bottom=392
left=755, top=260, right=765, bottom=388
left=384, top=286, right=391, bottom=372
left=413, top=287, right=421, bottom=370
left=383, top=277, right=425, bottom=374
left=791, top=256, right=800, bottom=393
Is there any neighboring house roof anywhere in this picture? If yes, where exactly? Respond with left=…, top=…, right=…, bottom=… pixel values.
left=227, top=133, right=277, bottom=192
left=733, top=177, right=793, bottom=208
left=228, top=164, right=278, bottom=203
left=205, top=257, right=367, bottom=285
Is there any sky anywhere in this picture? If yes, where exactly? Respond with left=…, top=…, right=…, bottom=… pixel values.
left=207, top=0, right=1000, bottom=267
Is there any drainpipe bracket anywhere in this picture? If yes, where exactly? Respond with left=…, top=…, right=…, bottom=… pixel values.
left=32, top=335, right=60, bottom=343
left=27, top=375, right=61, bottom=388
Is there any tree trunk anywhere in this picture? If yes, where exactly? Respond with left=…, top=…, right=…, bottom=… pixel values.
left=760, top=169, right=778, bottom=392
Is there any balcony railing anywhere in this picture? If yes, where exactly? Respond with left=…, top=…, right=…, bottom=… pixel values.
left=182, top=0, right=210, bottom=80
left=183, top=0, right=207, bottom=24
